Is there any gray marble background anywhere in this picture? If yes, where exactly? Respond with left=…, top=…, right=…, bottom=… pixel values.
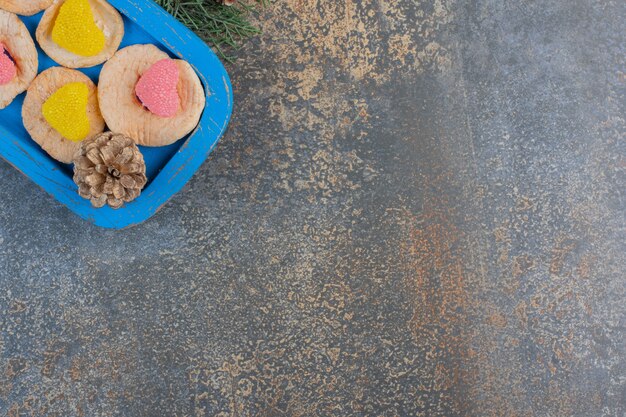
left=0, top=0, right=624, bottom=416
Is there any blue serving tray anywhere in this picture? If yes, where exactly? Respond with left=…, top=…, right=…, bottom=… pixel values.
left=0, top=0, right=233, bottom=229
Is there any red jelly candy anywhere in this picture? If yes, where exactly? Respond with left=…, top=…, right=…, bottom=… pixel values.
left=135, top=58, right=180, bottom=118
left=0, top=43, right=17, bottom=86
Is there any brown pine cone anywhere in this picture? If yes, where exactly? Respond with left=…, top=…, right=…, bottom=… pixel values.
left=73, top=132, right=148, bottom=209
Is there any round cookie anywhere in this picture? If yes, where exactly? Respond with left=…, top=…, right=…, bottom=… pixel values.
left=0, top=9, right=38, bottom=109
left=0, top=0, right=53, bottom=16
left=98, top=44, right=206, bottom=147
left=36, top=0, right=123, bottom=68
left=22, top=67, right=105, bottom=163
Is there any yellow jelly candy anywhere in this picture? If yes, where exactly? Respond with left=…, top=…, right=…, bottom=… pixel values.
left=42, top=82, right=91, bottom=142
left=51, top=0, right=105, bottom=57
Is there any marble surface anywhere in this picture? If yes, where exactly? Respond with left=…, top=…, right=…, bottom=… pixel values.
left=0, top=0, right=624, bottom=415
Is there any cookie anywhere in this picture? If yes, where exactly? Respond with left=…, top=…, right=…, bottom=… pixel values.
left=0, top=0, right=53, bottom=16
left=36, top=0, right=123, bottom=68
left=22, top=67, right=105, bottom=163
left=98, top=44, right=206, bottom=147
left=0, top=9, right=38, bottom=109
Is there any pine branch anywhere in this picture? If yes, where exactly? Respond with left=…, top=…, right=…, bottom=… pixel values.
left=154, top=0, right=264, bottom=62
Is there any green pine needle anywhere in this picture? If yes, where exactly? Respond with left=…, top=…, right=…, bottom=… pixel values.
left=155, top=0, right=265, bottom=62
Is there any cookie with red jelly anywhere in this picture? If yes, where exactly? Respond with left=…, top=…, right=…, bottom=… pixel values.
left=0, top=9, right=38, bottom=109
left=98, top=44, right=206, bottom=147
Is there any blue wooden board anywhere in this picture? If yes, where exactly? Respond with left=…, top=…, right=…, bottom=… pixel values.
left=0, top=0, right=233, bottom=229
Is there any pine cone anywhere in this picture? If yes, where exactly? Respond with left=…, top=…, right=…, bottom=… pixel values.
left=73, top=132, right=148, bottom=209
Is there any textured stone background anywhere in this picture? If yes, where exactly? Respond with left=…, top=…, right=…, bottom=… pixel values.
left=0, top=0, right=625, bottom=416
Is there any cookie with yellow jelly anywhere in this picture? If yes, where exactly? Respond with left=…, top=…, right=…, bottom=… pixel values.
left=0, top=0, right=53, bottom=16
left=99, top=44, right=206, bottom=147
left=23, top=67, right=105, bottom=163
left=36, top=0, right=123, bottom=68
left=0, top=9, right=38, bottom=109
